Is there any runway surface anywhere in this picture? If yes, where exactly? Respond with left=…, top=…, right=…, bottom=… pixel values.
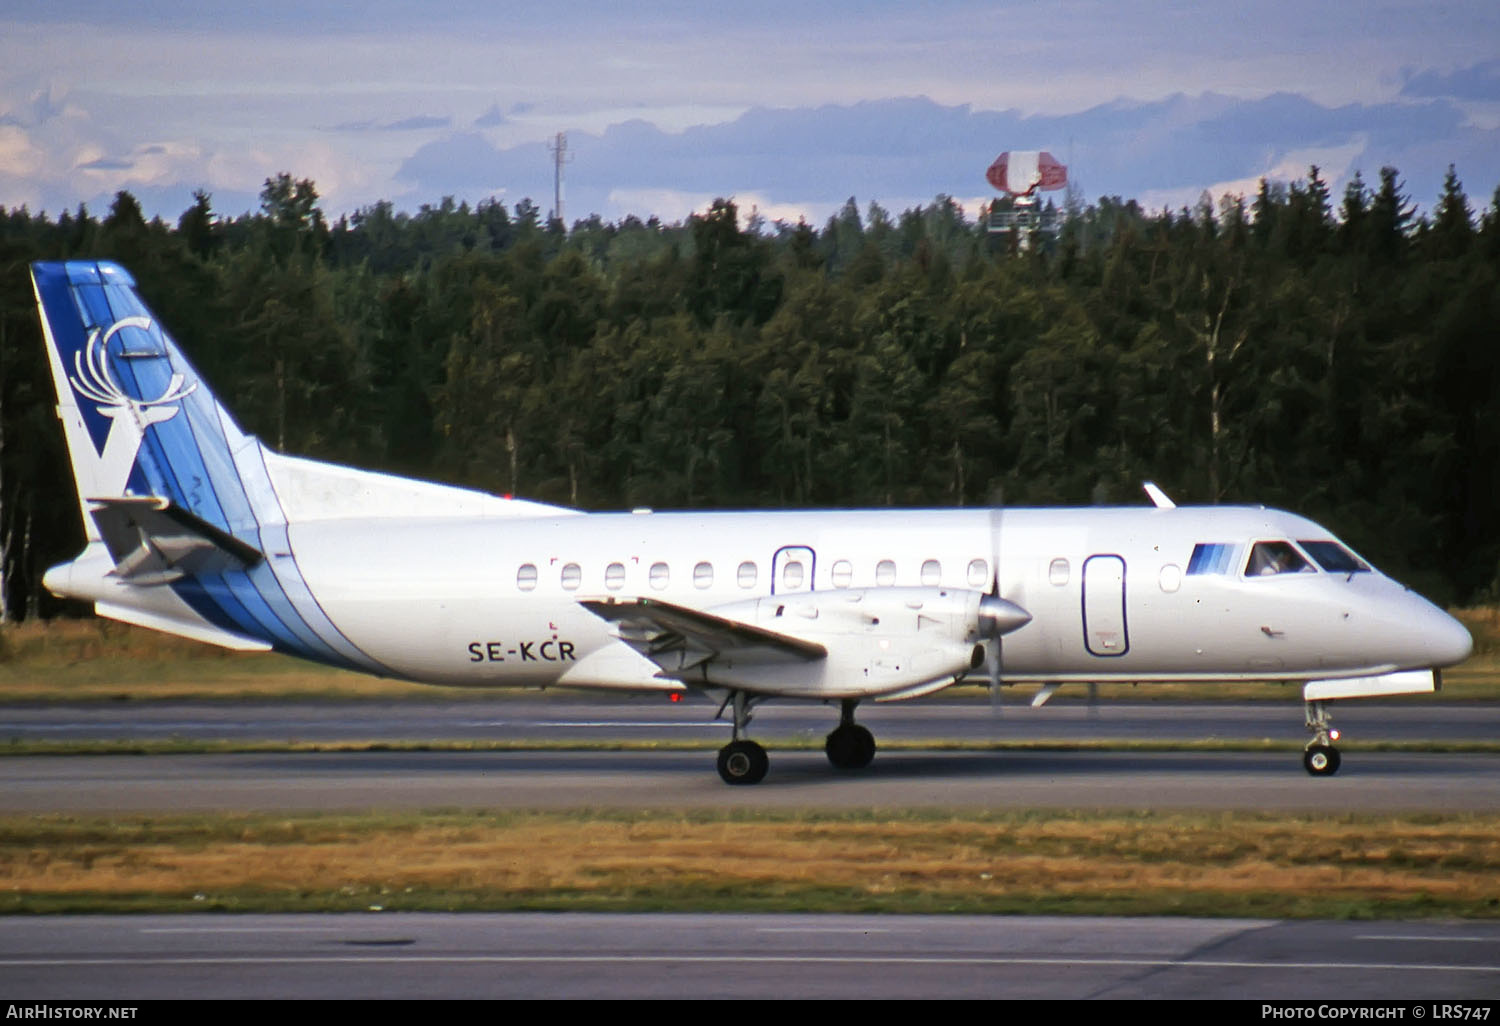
left=2, top=697, right=1497, bottom=811
left=2, top=748, right=1498, bottom=812
left=5, top=912, right=1499, bottom=999
left=6, top=695, right=1498, bottom=743
left=5, top=698, right=1496, bottom=1001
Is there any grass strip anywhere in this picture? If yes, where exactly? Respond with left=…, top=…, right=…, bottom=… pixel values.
left=3, top=808, right=1498, bottom=919
left=2, top=738, right=1500, bottom=757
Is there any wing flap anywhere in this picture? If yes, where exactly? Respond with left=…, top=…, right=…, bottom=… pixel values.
left=580, top=597, right=826, bottom=679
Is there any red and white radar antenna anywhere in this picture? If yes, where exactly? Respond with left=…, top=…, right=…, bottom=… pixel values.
left=985, top=150, right=1068, bottom=248
left=985, top=150, right=1067, bottom=198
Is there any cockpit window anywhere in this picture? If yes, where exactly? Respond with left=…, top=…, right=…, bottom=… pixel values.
left=1298, top=540, right=1371, bottom=574
left=1245, top=540, right=1314, bottom=576
left=1187, top=543, right=1236, bottom=575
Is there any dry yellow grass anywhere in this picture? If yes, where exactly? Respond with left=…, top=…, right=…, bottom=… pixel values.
left=0, top=618, right=444, bottom=700
left=4, top=811, right=1498, bottom=916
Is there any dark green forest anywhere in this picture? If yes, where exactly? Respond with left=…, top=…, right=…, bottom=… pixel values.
left=1, top=165, right=1497, bottom=619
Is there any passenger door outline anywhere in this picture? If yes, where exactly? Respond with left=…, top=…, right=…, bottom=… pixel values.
left=1082, top=553, right=1129, bottom=657
left=771, top=545, right=816, bottom=595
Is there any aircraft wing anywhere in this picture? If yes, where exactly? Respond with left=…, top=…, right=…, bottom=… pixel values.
left=579, top=596, right=826, bottom=678
left=89, top=495, right=263, bottom=585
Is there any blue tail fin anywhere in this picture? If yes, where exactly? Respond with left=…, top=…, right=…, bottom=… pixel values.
left=33, top=259, right=566, bottom=666
left=31, top=260, right=276, bottom=544
left=32, top=260, right=375, bottom=664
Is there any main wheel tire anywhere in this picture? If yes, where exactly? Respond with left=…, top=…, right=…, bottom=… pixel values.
left=1303, top=744, right=1342, bottom=776
left=825, top=724, right=877, bottom=770
left=717, top=739, right=769, bottom=785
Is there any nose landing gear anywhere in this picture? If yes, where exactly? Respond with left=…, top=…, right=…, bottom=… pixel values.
left=1303, top=699, right=1342, bottom=776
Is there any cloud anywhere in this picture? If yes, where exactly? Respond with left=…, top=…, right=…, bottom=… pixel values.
left=0, top=124, right=45, bottom=178
left=394, top=132, right=508, bottom=200
left=385, top=116, right=451, bottom=132
left=0, top=84, right=78, bottom=129
left=1402, top=60, right=1500, bottom=101
left=474, top=105, right=508, bottom=127
left=1136, top=137, right=1371, bottom=216
left=389, top=93, right=1498, bottom=226
left=603, top=188, right=840, bottom=228
left=329, top=115, right=452, bottom=133
left=77, top=156, right=133, bottom=170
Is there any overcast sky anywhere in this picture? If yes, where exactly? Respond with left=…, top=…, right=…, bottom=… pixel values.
left=2, top=1, right=1497, bottom=227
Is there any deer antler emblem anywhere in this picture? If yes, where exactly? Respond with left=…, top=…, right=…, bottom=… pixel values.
left=68, top=316, right=197, bottom=496
left=69, top=316, right=196, bottom=415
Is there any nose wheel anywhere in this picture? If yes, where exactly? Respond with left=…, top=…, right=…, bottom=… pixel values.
left=1303, top=744, right=1341, bottom=776
left=1303, top=699, right=1342, bottom=776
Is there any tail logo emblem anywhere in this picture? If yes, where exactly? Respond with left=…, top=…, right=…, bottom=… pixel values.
left=69, top=316, right=197, bottom=495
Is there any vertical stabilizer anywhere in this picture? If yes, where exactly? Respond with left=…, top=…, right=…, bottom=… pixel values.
left=31, top=261, right=273, bottom=541
left=31, top=260, right=379, bottom=666
left=31, top=260, right=564, bottom=666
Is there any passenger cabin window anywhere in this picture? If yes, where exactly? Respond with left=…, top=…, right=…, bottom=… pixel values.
left=605, top=562, right=626, bottom=590
left=1187, top=543, right=1236, bottom=576
left=649, top=562, right=670, bottom=590
left=1246, top=541, right=1314, bottom=577
left=517, top=563, right=538, bottom=591
left=832, top=560, right=853, bottom=588
left=875, top=559, right=896, bottom=586
left=560, top=563, right=582, bottom=590
left=1298, top=540, right=1371, bottom=574
left=1048, top=558, right=1070, bottom=586
left=693, top=561, right=714, bottom=589
left=737, top=561, right=757, bottom=588
left=920, top=559, right=941, bottom=586
left=782, top=560, right=805, bottom=590
left=967, top=558, right=989, bottom=588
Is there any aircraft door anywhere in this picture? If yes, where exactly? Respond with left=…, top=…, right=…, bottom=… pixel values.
left=1082, top=554, right=1129, bottom=656
left=771, top=545, right=816, bottom=595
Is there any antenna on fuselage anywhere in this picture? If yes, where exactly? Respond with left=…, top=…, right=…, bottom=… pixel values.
left=1143, top=482, right=1176, bottom=509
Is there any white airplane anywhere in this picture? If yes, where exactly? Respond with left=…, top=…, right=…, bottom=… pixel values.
left=32, top=260, right=1473, bottom=783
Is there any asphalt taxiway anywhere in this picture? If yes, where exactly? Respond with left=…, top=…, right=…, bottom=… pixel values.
left=6, top=694, right=1498, bottom=744
left=5, top=697, right=1496, bottom=1000
left=4, top=913, right=1499, bottom=999
left=1, top=747, right=1497, bottom=812
left=2, top=697, right=1497, bottom=811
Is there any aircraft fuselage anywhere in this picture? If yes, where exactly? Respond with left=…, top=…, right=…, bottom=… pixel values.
left=274, top=505, right=1468, bottom=697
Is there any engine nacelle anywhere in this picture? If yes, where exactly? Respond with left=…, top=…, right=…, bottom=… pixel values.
left=704, top=587, right=1023, bottom=698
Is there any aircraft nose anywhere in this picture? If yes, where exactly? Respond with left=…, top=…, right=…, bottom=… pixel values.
left=1425, top=606, right=1473, bottom=667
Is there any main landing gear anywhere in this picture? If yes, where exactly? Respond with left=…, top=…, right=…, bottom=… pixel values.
left=1303, top=699, right=1343, bottom=776
left=716, top=690, right=768, bottom=785
left=713, top=694, right=881, bottom=784
left=825, top=699, right=876, bottom=770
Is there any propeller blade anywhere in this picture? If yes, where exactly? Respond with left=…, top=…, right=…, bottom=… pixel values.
left=987, top=638, right=1002, bottom=714
left=987, top=496, right=1004, bottom=714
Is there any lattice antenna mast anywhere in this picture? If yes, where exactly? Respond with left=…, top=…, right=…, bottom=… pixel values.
left=548, top=132, right=573, bottom=228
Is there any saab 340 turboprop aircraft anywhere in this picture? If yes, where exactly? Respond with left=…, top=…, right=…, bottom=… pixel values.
left=32, top=261, right=1473, bottom=783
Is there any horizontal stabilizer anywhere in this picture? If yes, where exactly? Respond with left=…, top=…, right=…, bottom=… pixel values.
left=89, top=496, right=263, bottom=585
left=580, top=597, right=826, bottom=679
